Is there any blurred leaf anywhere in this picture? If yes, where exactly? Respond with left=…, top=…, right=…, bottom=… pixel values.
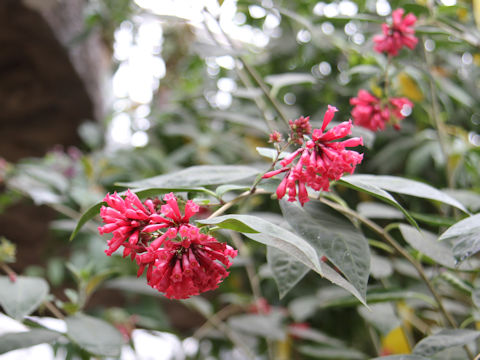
left=435, top=77, right=474, bottom=107
left=207, top=111, right=269, bottom=133
left=439, top=214, right=480, bottom=262
left=117, top=165, right=259, bottom=189
left=0, top=328, right=62, bottom=355
left=298, top=345, right=366, bottom=359
left=280, top=200, right=370, bottom=302
left=441, top=190, right=480, bottom=212
left=358, top=303, right=400, bottom=336
left=105, top=276, right=159, bottom=296
left=412, top=329, right=480, bottom=357
left=347, top=64, right=380, bottom=76
left=399, top=224, right=477, bottom=271
left=265, top=73, right=315, bottom=95
left=181, top=296, right=213, bottom=318
left=339, top=177, right=418, bottom=228
left=267, top=246, right=309, bottom=299
left=215, top=184, right=250, bottom=197
left=342, top=175, right=468, bottom=212
left=66, top=313, right=123, bottom=357
left=228, top=312, right=285, bottom=340
left=398, top=72, right=424, bottom=102
left=288, top=326, right=344, bottom=346
left=474, top=0, right=480, bottom=30
left=0, top=276, right=49, bottom=320
left=370, top=254, right=394, bottom=279
left=357, top=202, right=404, bottom=219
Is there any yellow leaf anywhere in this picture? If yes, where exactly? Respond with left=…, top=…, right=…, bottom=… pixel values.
left=397, top=72, right=424, bottom=102
left=276, top=338, right=292, bottom=360
left=381, top=326, right=411, bottom=355
left=473, top=0, right=480, bottom=28
left=370, top=81, right=383, bottom=98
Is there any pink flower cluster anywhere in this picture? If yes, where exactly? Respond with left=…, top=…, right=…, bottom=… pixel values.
left=263, top=106, right=363, bottom=205
left=374, top=8, right=418, bottom=56
left=98, top=191, right=237, bottom=299
left=350, top=90, right=413, bottom=131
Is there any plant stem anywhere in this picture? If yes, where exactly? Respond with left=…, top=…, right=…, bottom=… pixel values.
left=207, top=189, right=268, bottom=219
left=422, top=38, right=453, bottom=189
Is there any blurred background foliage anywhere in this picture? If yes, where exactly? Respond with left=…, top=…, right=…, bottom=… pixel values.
left=1, top=0, right=480, bottom=359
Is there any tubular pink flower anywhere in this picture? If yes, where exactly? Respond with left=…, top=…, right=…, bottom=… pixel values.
left=373, top=8, right=418, bottom=56
left=145, top=227, right=237, bottom=299
left=266, top=106, right=364, bottom=205
left=99, top=191, right=237, bottom=299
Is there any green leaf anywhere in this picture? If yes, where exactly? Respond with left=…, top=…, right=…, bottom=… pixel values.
left=339, top=177, right=418, bottom=228
left=0, top=329, right=62, bottom=355
left=358, top=303, right=400, bottom=336
left=228, top=312, right=286, bottom=340
left=267, top=246, right=309, bottom=299
left=198, top=214, right=323, bottom=275
left=117, top=165, right=260, bottom=189
left=399, top=224, right=477, bottom=271
left=317, top=288, right=435, bottom=309
left=256, top=147, right=290, bottom=161
left=439, top=214, right=480, bottom=263
left=265, top=72, right=315, bottom=96
left=207, top=111, right=269, bottom=133
left=215, top=184, right=250, bottom=197
left=347, top=64, right=380, bottom=76
left=341, top=175, right=468, bottom=212
left=357, top=202, right=404, bottom=219
left=70, top=202, right=103, bottom=241
left=280, top=200, right=370, bottom=301
left=412, top=329, right=480, bottom=357
left=298, top=345, right=366, bottom=359
left=0, top=276, right=49, bottom=320
left=66, top=313, right=123, bottom=357
left=436, top=77, right=474, bottom=107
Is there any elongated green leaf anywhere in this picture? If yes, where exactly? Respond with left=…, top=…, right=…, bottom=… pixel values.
left=265, top=72, right=315, bottom=90
left=66, top=313, right=123, bottom=357
left=117, top=165, right=260, bottom=189
left=215, top=184, right=250, bottom=197
left=412, top=329, right=480, bottom=357
left=317, top=288, right=435, bottom=309
left=198, top=214, right=322, bottom=275
left=256, top=147, right=290, bottom=161
left=280, top=201, right=370, bottom=301
left=343, top=175, right=468, bottom=212
left=70, top=202, right=103, bottom=241
left=267, top=246, right=309, bottom=299
left=357, top=202, right=404, bottom=219
left=0, top=276, right=49, bottom=320
left=0, top=329, right=62, bottom=354
left=207, top=111, right=269, bottom=133
left=338, top=177, right=418, bottom=228
left=298, top=345, right=366, bottom=359
left=439, top=214, right=480, bottom=262
left=399, top=224, right=477, bottom=271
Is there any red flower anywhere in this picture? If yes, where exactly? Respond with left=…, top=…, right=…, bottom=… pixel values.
left=99, top=192, right=237, bottom=299
left=99, top=190, right=160, bottom=257
left=373, top=8, right=418, bottom=56
left=138, top=225, right=237, bottom=299
left=350, top=90, right=413, bottom=131
left=263, top=106, right=363, bottom=205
